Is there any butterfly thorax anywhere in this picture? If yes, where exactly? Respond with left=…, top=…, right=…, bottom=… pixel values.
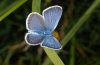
left=43, top=32, right=52, bottom=36
left=43, top=30, right=53, bottom=36
left=28, top=30, right=52, bottom=36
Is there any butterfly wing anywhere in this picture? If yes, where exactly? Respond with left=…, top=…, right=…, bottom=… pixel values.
left=25, top=33, right=45, bottom=45
left=26, top=12, right=46, bottom=31
left=42, top=5, right=62, bottom=32
left=41, top=36, right=62, bottom=50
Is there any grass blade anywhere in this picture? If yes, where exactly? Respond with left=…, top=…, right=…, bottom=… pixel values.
left=44, top=48, right=64, bottom=65
left=32, top=0, right=41, bottom=13
left=0, top=0, right=27, bottom=21
left=69, top=38, right=75, bottom=65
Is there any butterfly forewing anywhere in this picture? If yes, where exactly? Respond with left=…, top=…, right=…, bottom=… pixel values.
left=26, top=12, right=46, bottom=31
left=42, top=6, right=62, bottom=32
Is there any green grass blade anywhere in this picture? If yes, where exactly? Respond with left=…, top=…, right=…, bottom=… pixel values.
left=44, top=48, right=64, bottom=65
left=42, top=0, right=100, bottom=65
left=32, top=0, right=64, bottom=65
left=69, top=38, right=75, bottom=65
left=32, top=0, right=41, bottom=13
left=0, top=0, right=27, bottom=21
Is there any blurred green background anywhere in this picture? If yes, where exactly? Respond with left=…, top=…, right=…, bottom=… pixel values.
left=0, top=0, right=100, bottom=65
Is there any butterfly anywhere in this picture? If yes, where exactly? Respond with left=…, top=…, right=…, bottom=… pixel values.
left=25, top=5, right=63, bottom=50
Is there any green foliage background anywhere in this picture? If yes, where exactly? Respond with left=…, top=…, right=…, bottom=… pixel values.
left=0, top=0, right=100, bottom=65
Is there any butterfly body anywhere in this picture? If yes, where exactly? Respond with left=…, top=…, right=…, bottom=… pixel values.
left=25, top=5, right=62, bottom=50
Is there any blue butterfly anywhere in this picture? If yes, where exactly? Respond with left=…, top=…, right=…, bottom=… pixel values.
left=25, top=5, right=62, bottom=50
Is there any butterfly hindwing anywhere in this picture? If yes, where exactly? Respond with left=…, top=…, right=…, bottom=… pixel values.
left=42, top=5, right=62, bottom=32
left=41, top=35, right=62, bottom=50
left=25, top=32, right=45, bottom=45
